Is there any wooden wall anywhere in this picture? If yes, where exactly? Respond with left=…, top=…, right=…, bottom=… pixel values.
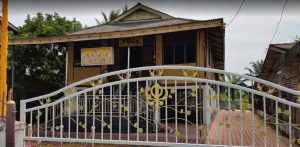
left=67, top=30, right=219, bottom=85
left=154, top=30, right=213, bottom=82
left=121, top=9, right=161, bottom=22
left=266, top=54, right=300, bottom=126
left=268, top=56, right=300, bottom=90
left=66, top=41, right=105, bottom=85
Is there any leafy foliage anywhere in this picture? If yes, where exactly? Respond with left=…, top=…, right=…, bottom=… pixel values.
left=244, top=59, right=264, bottom=77
left=96, top=4, right=129, bottom=24
left=8, top=13, right=82, bottom=120
left=218, top=74, right=248, bottom=101
left=101, top=10, right=120, bottom=23
left=9, top=13, right=82, bottom=87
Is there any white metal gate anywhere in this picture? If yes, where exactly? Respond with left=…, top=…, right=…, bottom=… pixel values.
left=20, top=66, right=300, bottom=146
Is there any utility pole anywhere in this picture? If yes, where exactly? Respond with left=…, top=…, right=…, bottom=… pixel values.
left=0, top=0, right=8, bottom=119
left=1, top=1, right=16, bottom=146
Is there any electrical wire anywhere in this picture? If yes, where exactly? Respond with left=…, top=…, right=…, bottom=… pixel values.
left=226, top=0, right=246, bottom=28
left=269, top=0, right=288, bottom=44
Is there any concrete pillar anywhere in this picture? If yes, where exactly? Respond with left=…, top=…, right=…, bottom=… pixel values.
left=0, top=121, right=26, bottom=147
left=203, top=85, right=211, bottom=125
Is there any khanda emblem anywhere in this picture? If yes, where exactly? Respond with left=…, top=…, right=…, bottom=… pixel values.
left=145, top=82, right=172, bottom=108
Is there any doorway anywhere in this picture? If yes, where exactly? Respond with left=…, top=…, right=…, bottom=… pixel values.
left=121, top=47, right=143, bottom=69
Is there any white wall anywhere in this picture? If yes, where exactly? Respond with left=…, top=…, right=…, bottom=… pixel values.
left=0, top=121, right=25, bottom=147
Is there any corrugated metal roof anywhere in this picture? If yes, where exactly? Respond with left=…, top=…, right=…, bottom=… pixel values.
left=271, top=43, right=295, bottom=50
left=69, top=18, right=216, bottom=35
left=260, top=42, right=297, bottom=80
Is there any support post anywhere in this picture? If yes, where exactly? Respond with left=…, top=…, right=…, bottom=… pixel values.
left=127, top=46, right=130, bottom=69
left=203, top=85, right=211, bottom=125
left=6, top=101, right=16, bottom=147
left=0, top=0, right=8, bottom=119
left=20, top=100, right=25, bottom=123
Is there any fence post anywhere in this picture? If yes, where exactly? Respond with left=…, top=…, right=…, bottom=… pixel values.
left=6, top=100, right=16, bottom=147
left=203, top=85, right=209, bottom=125
left=20, top=100, right=25, bottom=123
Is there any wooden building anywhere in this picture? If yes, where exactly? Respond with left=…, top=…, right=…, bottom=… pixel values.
left=259, top=42, right=300, bottom=135
left=62, top=3, right=225, bottom=85
left=8, top=3, right=225, bottom=86
left=8, top=3, right=225, bottom=131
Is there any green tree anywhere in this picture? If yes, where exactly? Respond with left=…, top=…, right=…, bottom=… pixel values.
left=226, top=75, right=248, bottom=100
left=8, top=13, right=82, bottom=120
left=101, top=9, right=120, bottom=23
left=244, top=59, right=264, bottom=77
left=9, top=12, right=82, bottom=87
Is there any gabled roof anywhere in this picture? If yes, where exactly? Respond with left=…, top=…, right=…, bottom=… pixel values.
left=8, top=3, right=224, bottom=46
left=109, top=3, right=174, bottom=24
left=69, top=3, right=223, bottom=36
left=259, top=43, right=297, bottom=80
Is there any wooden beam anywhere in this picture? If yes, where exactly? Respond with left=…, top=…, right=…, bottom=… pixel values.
left=66, top=42, right=74, bottom=85
left=155, top=34, right=163, bottom=65
left=197, top=31, right=205, bottom=78
left=8, top=19, right=223, bottom=45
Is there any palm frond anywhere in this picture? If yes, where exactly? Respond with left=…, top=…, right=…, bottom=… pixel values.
left=101, top=12, right=108, bottom=23
left=122, top=4, right=128, bottom=13
left=94, top=18, right=101, bottom=25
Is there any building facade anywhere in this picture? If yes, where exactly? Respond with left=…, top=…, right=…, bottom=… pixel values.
left=64, top=3, right=225, bottom=85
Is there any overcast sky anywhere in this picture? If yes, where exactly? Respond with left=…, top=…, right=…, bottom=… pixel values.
left=7, top=0, right=300, bottom=74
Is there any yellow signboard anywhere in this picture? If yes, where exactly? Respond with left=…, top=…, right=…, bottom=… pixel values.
left=81, top=47, right=114, bottom=66
left=119, top=37, right=143, bottom=47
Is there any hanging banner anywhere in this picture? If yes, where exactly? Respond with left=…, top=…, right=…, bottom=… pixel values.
left=81, top=47, right=114, bottom=66
left=119, top=36, right=143, bottom=47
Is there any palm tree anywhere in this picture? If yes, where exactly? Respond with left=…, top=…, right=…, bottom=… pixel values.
left=101, top=9, right=120, bottom=23
left=95, top=4, right=129, bottom=24
left=226, top=75, right=248, bottom=100
left=244, top=59, right=264, bottom=77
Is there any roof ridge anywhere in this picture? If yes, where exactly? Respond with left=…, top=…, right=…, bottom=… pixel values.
left=270, top=42, right=295, bottom=45
left=175, top=17, right=223, bottom=22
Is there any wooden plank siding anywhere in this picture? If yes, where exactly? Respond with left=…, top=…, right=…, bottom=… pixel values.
left=263, top=54, right=300, bottom=132
left=268, top=57, right=299, bottom=90
left=67, top=40, right=106, bottom=85
left=120, top=9, right=161, bottom=22
left=65, top=29, right=221, bottom=85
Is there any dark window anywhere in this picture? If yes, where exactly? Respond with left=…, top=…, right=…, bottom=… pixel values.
left=174, top=44, right=184, bottom=64
left=186, top=42, right=196, bottom=63
left=163, top=31, right=196, bottom=64
left=164, top=44, right=174, bottom=64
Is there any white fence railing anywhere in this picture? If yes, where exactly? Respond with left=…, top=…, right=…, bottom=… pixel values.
left=20, top=66, right=300, bottom=146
